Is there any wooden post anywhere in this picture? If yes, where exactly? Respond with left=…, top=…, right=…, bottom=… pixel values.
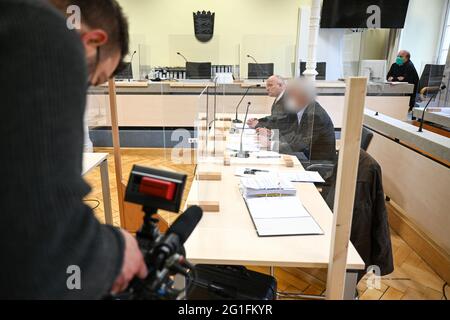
left=107, top=78, right=169, bottom=233
left=108, top=78, right=125, bottom=226
left=326, top=77, right=368, bottom=300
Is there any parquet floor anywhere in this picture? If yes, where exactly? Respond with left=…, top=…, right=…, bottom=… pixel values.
left=84, top=148, right=449, bottom=300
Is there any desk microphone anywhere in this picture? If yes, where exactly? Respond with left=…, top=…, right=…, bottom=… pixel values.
left=237, top=102, right=252, bottom=158
left=233, top=84, right=260, bottom=124
left=128, top=50, right=137, bottom=81
left=177, top=52, right=189, bottom=63
left=418, top=84, right=446, bottom=133
left=247, top=54, right=266, bottom=82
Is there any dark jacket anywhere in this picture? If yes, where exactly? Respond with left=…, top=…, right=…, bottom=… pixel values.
left=272, top=102, right=337, bottom=163
left=387, top=60, right=419, bottom=108
left=256, top=92, right=287, bottom=128
left=0, top=0, right=124, bottom=299
left=326, top=150, right=394, bottom=276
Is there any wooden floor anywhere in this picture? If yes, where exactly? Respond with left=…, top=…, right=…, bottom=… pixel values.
left=84, top=148, right=448, bottom=300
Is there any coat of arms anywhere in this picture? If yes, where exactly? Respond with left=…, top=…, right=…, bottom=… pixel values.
left=193, top=11, right=215, bottom=42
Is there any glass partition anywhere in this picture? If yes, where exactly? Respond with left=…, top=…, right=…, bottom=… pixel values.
left=241, top=35, right=295, bottom=80
left=416, top=63, right=446, bottom=108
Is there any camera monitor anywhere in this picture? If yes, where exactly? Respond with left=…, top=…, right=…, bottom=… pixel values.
left=125, top=165, right=187, bottom=213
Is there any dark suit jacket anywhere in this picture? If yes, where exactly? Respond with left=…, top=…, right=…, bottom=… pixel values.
left=271, top=102, right=336, bottom=162
left=326, top=150, right=394, bottom=276
left=256, top=92, right=287, bottom=128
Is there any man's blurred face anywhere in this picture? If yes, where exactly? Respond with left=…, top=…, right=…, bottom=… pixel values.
left=285, top=87, right=308, bottom=113
left=266, top=77, right=283, bottom=97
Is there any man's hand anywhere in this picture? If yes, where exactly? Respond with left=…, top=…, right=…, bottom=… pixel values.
left=258, top=133, right=271, bottom=149
left=247, top=118, right=259, bottom=129
left=111, top=229, right=148, bottom=294
left=256, top=127, right=272, bottom=137
left=257, top=127, right=272, bottom=150
left=388, top=76, right=394, bottom=82
left=397, top=76, right=405, bottom=81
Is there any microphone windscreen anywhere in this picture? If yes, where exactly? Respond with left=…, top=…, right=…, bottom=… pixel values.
left=167, top=205, right=203, bottom=244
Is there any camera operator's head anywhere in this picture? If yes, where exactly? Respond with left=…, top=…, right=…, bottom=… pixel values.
left=49, top=0, right=129, bottom=86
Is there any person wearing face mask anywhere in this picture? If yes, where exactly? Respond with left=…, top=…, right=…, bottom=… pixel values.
left=0, top=0, right=147, bottom=299
left=387, top=50, right=419, bottom=110
left=257, top=78, right=336, bottom=163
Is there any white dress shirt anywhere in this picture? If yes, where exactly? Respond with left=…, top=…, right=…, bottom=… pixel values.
left=274, top=90, right=285, bottom=104
left=296, top=107, right=306, bottom=125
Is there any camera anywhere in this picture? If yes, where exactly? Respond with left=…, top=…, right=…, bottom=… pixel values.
left=111, top=165, right=203, bottom=300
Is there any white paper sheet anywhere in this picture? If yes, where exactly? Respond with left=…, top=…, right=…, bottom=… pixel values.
left=253, top=217, right=324, bottom=237
left=245, top=197, right=310, bottom=219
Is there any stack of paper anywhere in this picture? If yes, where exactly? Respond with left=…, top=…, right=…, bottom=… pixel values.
left=273, top=171, right=325, bottom=183
left=244, top=197, right=323, bottom=237
left=235, top=168, right=325, bottom=184
left=240, top=174, right=296, bottom=197
left=227, top=134, right=260, bottom=152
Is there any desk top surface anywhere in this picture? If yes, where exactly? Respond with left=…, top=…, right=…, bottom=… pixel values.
left=364, top=109, right=450, bottom=162
left=184, top=135, right=365, bottom=269
left=90, top=80, right=413, bottom=96
left=82, top=153, right=108, bottom=176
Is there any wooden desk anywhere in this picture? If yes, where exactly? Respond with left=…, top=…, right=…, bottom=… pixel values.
left=184, top=129, right=365, bottom=299
left=412, top=107, right=450, bottom=129
left=100, top=81, right=148, bottom=88
left=82, top=153, right=113, bottom=225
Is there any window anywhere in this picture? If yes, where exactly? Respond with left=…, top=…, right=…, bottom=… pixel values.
left=438, top=1, right=450, bottom=64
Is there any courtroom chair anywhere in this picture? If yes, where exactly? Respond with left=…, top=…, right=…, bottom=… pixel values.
left=325, top=150, right=394, bottom=284
left=306, top=127, right=374, bottom=198
left=361, top=127, right=373, bottom=152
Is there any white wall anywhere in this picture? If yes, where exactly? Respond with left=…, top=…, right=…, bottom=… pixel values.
left=399, top=0, right=447, bottom=74
left=117, top=0, right=310, bottom=78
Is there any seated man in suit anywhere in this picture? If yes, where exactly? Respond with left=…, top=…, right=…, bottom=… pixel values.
left=247, top=75, right=287, bottom=129
left=258, top=78, right=336, bottom=163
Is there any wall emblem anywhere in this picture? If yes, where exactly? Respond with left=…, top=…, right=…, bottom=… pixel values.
left=193, top=11, right=215, bottom=42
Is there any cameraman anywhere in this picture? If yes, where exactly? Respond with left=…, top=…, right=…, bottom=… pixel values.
left=0, top=0, right=146, bottom=299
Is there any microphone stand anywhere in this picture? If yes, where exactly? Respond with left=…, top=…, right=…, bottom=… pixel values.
left=237, top=102, right=252, bottom=158
left=177, top=52, right=188, bottom=63
left=233, top=86, right=251, bottom=124
left=418, top=85, right=446, bottom=132
left=128, top=51, right=137, bottom=82
left=177, top=52, right=188, bottom=80
left=213, top=75, right=218, bottom=156
left=247, top=54, right=266, bottom=82
left=233, top=84, right=260, bottom=124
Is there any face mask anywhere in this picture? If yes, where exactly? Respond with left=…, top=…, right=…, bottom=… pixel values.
left=396, top=56, right=404, bottom=66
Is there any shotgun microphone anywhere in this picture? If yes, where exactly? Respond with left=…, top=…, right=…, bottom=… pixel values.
left=150, top=205, right=203, bottom=270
